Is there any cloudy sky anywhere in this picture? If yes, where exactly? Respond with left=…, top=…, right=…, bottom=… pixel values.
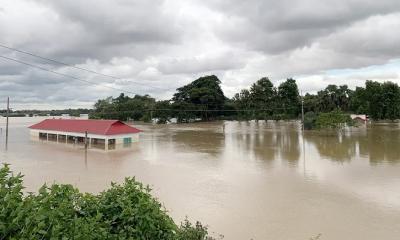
left=1, top=0, right=400, bottom=109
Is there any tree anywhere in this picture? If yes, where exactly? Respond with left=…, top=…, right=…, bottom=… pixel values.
left=91, top=94, right=155, bottom=121
left=309, top=84, right=353, bottom=113
left=233, top=89, right=252, bottom=120
left=315, top=110, right=354, bottom=129
left=249, top=77, right=277, bottom=119
left=365, top=80, right=384, bottom=120
left=277, top=78, right=300, bottom=118
left=337, top=85, right=353, bottom=111
left=153, top=100, right=172, bottom=124
left=350, top=87, right=368, bottom=114
left=381, top=82, right=400, bottom=120
left=303, top=111, right=317, bottom=130
left=172, top=75, right=225, bottom=121
left=303, top=93, right=319, bottom=113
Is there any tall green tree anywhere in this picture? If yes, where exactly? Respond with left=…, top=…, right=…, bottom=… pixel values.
left=277, top=78, right=300, bottom=118
left=233, top=89, right=252, bottom=120
left=172, top=75, right=225, bottom=121
left=381, top=82, right=400, bottom=120
left=365, top=80, right=384, bottom=120
left=303, top=93, right=319, bottom=113
left=350, top=87, right=368, bottom=114
left=153, top=100, right=172, bottom=124
left=311, top=84, right=353, bottom=113
left=91, top=94, right=155, bottom=121
left=249, top=77, right=277, bottom=119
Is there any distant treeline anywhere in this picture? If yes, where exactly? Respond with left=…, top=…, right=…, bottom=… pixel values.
left=90, top=75, right=400, bottom=123
left=0, top=108, right=92, bottom=117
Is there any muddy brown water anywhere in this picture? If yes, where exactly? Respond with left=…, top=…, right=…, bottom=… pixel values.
left=1, top=117, right=400, bottom=240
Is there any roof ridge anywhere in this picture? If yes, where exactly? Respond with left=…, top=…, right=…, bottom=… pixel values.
left=104, top=120, right=121, bottom=135
left=28, top=119, right=140, bottom=135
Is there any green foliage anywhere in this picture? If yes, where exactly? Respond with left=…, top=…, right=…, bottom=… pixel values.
left=350, top=80, right=400, bottom=120
left=233, top=89, right=253, bottom=120
left=172, top=101, right=198, bottom=123
left=303, top=111, right=317, bottom=130
left=0, top=164, right=214, bottom=240
left=153, top=100, right=172, bottom=124
left=233, top=78, right=300, bottom=120
left=304, top=84, right=353, bottom=113
left=303, top=110, right=353, bottom=130
left=249, top=77, right=277, bottom=117
left=315, top=110, right=354, bottom=129
left=91, top=94, right=156, bottom=121
left=381, top=82, right=400, bottom=120
left=303, top=80, right=400, bottom=121
left=89, top=76, right=400, bottom=123
left=277, top=78, right=301, bottom=118
left=176, top=219, right=212, bottom=240
left=349, top=87, right=368, bottom=114
left=364, top=80, right=384, bottom=120
left=172, top=75, right=226, bottom=121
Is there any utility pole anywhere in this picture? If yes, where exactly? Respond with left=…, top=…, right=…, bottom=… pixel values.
left=6, top=97, right=9, bottom=148
left=300, top=91, right=306, bottom=175
left=84, top=131, right=88, bottom=169
left=84, top=131, right=88, bottom=149
left=150, top=109, right=153, bottom=123
left=301, top=91, right=304, bottom=131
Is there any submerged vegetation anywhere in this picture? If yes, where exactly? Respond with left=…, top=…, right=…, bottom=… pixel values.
left=90, top=75, right=400, bottom=124
left=304, top=110, right=354, bottom=130
left=0, top=164, right=214, bottom=240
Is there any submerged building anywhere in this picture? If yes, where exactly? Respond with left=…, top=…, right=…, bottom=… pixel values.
left=29, top=119, right=141, bottom=150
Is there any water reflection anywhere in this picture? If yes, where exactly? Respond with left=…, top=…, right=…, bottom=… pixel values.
left=304, top=124, right=400, bottom=164
left=226, top=121, right=301, bottom=164
left=304, top=131, right=358, bottom=162
left=171, top=129, right=224, bottom=155
left=360, top=125, right=400, bottom=164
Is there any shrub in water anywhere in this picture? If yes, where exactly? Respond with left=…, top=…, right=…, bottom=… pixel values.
left=0, top=164, right=214, bottom=240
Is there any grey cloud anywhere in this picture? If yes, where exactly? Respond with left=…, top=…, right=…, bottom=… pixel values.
left=158, top=52, right=245, bottom=74
left=320, top=13, right=400, bottom=59
left=1, top=0, right=400, bottom=109
left=3, top=0, right=183, bottom=64
left=205, top=0, right=400, bottom=54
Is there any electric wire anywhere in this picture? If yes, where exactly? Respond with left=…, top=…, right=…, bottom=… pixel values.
left=0, top=55, right=140, bottom=95
left=0, top=43, right=168, bottom=90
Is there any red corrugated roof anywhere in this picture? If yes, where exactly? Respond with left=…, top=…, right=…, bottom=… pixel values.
left=28, top=119, right=141, bottom=135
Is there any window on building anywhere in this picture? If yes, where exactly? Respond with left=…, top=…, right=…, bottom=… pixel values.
left=39, top=132, right=47, bottom=140
left=108, top=139, right=116, bottom=150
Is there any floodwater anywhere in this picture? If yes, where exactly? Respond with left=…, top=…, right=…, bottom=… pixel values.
left=1, top=117, right=400, bottom=240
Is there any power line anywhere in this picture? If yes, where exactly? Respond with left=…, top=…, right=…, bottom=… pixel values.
left=0, top=55, right=140, bottom=95
left=87, top=107, right=300, bottom=114
left=5, top=106, right=299, bottom=114
left=0, top=43, right=169, bottom=91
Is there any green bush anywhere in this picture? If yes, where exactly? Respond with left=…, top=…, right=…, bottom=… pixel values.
left=303, top=110, right=355, bottom=130
left=315, top=110, right=354, bottom=129
left=303, top=111, right=317, bottom=130
left=0, top=164, right=215, bottom=240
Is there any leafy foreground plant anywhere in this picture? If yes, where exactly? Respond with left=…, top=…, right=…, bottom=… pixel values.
left=0, top=164, right=215, bottom=240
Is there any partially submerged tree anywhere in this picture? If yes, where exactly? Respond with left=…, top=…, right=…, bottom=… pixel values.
left=277, top=78, right=301, bottom=119
left=172, top=75, right=226, bottom=122
left=90, top=76, right=400, bottom=123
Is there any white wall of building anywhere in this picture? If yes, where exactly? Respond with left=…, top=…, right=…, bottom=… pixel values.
left=30, top=129, right=139, bottom=150
left=30, top=129, right=138, bottom=140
